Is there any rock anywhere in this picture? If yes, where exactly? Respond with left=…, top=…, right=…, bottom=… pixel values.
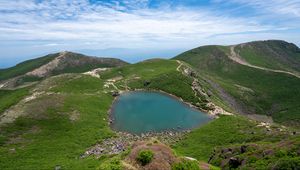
left=112, top=91, right=119, bottom=97
left=240, top=145, right=247, bottom=153
left=228, top=157, right=241, bottom=168
left=221, top=148, right=232, bottom=153
left=144, top=80, right=151, bottom=86
left=263, top=149, right=274, bottom=156
left=190, top=71, right=196, bottom=77
left=54, top=165, right=61, bottom=170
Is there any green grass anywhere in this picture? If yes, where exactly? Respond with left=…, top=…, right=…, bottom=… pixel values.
left=100, top=59, right=179, bottom=80
left=0, top=87, right=30, bottom=114
left=0, top=54, right=57, bottom=81
left=174, top=45, right=300, bottom=125
left=0, top=60, right=206, bottom=169
left=237, top=46, right=287, bottom=71
left=172, top=116, right=288, bottom=161
left=172, top=159, right=200, bottom=170
left=209, top=136, right=300, bottom=169
left=236, top=40, right=300, bottom=73
left=0, top=52, right=299, bottom=169
left=50, top=75, right=104, bottom=94
left=101, top=59, right=206, bottom=106
left=0, top=75, right=115, bottom=169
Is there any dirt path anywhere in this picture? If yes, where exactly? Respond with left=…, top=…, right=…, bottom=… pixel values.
left=229, top=46, right=300, bottom=79
left=176, top=60, right=183, bottom=72
left=121, top=161, right=137, bottom=170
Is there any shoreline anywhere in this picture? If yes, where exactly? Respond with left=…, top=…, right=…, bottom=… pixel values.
left=107, top=88, right=216, bottom=136
left=82, top=130, right=190, bottom=158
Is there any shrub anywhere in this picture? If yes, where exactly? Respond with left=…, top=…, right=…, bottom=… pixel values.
left=98, top=157, right=122, bottom=170
left=272, top=157, right=300, bottom=170
left=136, top=150, right=154, bottom=166
left=172, top=159, right=200, bottom=170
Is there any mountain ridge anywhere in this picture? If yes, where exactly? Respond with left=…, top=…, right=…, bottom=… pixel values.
left=0, top=51, right=128, bottom=89
left=174, top=40, right=300, bottom=125
left=0, top=39, right=299, bottom=169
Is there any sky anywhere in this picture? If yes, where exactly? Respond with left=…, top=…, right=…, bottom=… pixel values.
left=0, top=0, right=300, bottom=68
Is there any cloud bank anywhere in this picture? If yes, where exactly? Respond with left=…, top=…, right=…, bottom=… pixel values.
left=0, top=0, right=299, bottom=66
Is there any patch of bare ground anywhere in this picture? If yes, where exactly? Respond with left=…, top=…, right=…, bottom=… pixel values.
left=0, top=76, right=38, bottom=90
left=26, top=51, right=68, bottom=77
left=199, top=161, right=211, bottom=170
left=69, top=110, right=80, bottom=122
left=25, top=94, right=64, bottom=120
left=34, top=74, right=80, bottom=92
left=0, top=93, right=64, bottom=126
left=83, top=68, right=109, bottom=78
left=125, top=141, right=178, bottom=170
left=206, top=78, right=249, bottom=115
left=6, top=125, right=41, bottom=145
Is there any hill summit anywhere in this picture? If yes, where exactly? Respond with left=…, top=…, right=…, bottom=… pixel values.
left=0, top=51, right=128, bottom=88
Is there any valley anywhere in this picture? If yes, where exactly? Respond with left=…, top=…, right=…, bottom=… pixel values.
left=0, top=40, right=299, bottom=169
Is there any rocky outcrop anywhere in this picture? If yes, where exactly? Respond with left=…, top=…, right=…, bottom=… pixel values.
left=82, top=131, right=188, bottom=158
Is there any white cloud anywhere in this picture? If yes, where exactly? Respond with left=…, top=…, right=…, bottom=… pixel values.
left=215, top=0, right=300, bottom=17
left=0, top=0, right=280, bottom=47
left=0, top=0, right=299, bottom=56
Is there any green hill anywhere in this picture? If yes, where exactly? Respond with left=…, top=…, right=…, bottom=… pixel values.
left=174, top=41, right=300, bottom=126
left=0, top=41, right=299, bottom=169
left=235, top=40, right=300, bottom=73
left=0, top=52, right=128, bottom=89
left=0, top=54, right=57, bottom=81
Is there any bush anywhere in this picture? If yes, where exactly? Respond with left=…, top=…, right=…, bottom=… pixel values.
left=172, top=159, right=200, bottom=170
left=98, top=157, right=122, bottom=170
left=136, top=150, right=154, bottom=166
left=272, top=157, right=300, bottom=170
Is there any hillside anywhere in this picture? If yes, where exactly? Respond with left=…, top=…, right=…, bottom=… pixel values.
left=0, top=41, right=299, bottom=169
left=174, top=40, right=300, bottom=126
left=234, top=40, right=300, bottom=74
left=0, top=51, right=128, bottom=89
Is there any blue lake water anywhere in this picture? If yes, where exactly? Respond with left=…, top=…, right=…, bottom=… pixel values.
left=111, top=91, right=211, bottom=134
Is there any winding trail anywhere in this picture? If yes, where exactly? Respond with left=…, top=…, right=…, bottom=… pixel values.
left=229, top=46, right=300, bottom=79
left=176, top=60, right=183, bottom=71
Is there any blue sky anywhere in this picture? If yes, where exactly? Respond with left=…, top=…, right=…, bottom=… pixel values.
left=0, top=0, right=300, bottom=67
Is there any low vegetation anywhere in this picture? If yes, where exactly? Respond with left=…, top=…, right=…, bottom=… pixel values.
left=174, top=42, right=300, bottom=126
left=0, top=87, right=30, bottom=114
left=0, top=75, right=115, bottom=169
left=209, top=136, right=300, bottom=169
left=0, top=40, right=299, bottom=169
left=136, top=150, right=154, bottom=166
left=172, top=159, right=199, bottom=170
left=172, top=115, right=291, bottom=161
left=0, top=54, right=57, bottom=81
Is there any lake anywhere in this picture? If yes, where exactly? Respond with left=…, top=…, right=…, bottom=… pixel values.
left=110, top=91, right=211, bottom=134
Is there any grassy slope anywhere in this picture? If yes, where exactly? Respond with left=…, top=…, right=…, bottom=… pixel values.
left=172, top=116, right=285, bottom=160
left=51, top=52, right=128, bottom=75
left=0, top=87, right=30, bottom=114
left=0, top=54, right=58, bottom=81
left=0, top=52, right=128, bottom=90
left=100, top=59, right=203, bottom=105
left=173, top=115, right=299, bottom=169
left=209, top=136, right=300, bottom=169
left=0, top=59, right=202, bottom=169
left=0, top=75, right=115, bottom=169
left=0, top=55, right=298, bottom=169
left=174, top=45, right=300, bottom=125
left=236, top=40, right=300, bottom=73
